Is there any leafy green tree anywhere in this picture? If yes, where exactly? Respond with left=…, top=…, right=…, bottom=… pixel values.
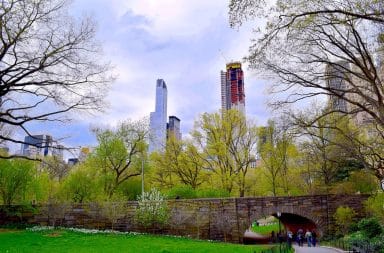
left=294, top=107, right=367, bottom=193
left=60, top=165, right=96, bottom=203
left=41, top=155, right=70, bottom=181
left=148, top=151, right=174, bottom=189
left=117, top=177, right=142, bottom=201
left=257, top=120, right=297, bottom=196
left=192, top=109, right=258, bottom=197
left=92, top=119, right=148, bottom=198
left=365, top=193, right=384, bottom=224
left=331, top=170, right=378, bottom=194
left=150, top=136, right=206, bottom=190
left=166, top=185, right=197, bottom=199
left=334, top=206, right=357, bottom=235
left=0, top=158, right=34, bottom=205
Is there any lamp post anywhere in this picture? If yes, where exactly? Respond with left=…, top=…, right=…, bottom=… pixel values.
left=277, top=212, right=282, bottom=252
left=141, top=155, right=145, bottom=196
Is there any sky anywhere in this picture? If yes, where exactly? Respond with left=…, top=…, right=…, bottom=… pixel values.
left=17, top=0, right=271, bottom=157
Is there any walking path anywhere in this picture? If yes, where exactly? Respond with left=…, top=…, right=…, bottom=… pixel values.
left=293, top=245, right=343, bottom=253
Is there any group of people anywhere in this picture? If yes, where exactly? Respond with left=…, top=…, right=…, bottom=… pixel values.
left=294, top=229, right=317, bottom=247
left=271, top=228, right=317, bottom=247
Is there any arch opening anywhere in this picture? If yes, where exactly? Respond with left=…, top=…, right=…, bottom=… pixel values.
left=243, top=213, right=318, bottom=245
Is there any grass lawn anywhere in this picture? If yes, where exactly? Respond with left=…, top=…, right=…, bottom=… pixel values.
left=250, top=223, right=280, bottom=236
left=0, top=228, right=272, bottom=253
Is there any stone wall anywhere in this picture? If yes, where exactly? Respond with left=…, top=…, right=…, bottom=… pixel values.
left=0, top=194, right=369, bottom=243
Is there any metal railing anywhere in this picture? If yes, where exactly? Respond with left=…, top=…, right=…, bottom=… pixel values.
left=322, top=239, right=378, bottom=253
left=325, top=239, right=355, bottom=251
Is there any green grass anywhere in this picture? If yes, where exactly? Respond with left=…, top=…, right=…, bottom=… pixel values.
left=250, top=223, right=280, bottom=235
left=0, top=229, right=272, bottom=253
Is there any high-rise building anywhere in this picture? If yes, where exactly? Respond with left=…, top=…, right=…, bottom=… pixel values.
left=325, top=61, right=350, bottom=112
left=21, top=134, right=53, bottom=157
left=149, top=79, right=168, bottom=153
left=52, top=144, right=64, bottom=160
left=220, top=62, right=245, bottom=113
left=167, top=116, right=182, bottom=141
left=21, top=134, right=65, bottom=159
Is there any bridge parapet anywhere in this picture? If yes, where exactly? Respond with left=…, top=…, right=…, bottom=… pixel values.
left=0, top=194, right=369, bottom=243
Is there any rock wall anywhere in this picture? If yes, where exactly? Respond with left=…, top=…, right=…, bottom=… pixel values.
left=0, top=194, right=369, bottom=243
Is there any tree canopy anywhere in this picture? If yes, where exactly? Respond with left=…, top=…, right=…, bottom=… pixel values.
left=0, top=0, right=112, bottom=155
left=229, top=0, right=384, bottom=185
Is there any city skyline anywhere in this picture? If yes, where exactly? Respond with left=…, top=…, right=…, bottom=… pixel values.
left=9, top=0, right=270, bottom=154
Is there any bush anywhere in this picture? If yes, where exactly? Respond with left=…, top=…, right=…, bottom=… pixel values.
left=365, top=192, right=384, bottom=224
left=166, top=185, right=197, bottom=199
left=136, top=188, right=169, bottom=229
left=348, top=232, right=384, bottom=253
left=357, top=217, right=382, bottom=239
left=117, top=178, right=142, bottom=201
left=346, top=218, right=384, bottom=253
left=334, top=206, right=356, bottom=235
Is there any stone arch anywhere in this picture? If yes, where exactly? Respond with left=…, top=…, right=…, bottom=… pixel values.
left=243, top=211, right=321, bottom=244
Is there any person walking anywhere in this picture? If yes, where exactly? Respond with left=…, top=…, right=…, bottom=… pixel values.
left=312, top=230, right=317, bottom=247
left=287, top=231, right=293, bottom=248
left=305, top=229, right=312, bottom=247
left=297, top=229, right=304, bottom=247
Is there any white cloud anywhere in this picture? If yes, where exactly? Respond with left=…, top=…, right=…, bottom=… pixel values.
left=21, top=0, right=273, bottom=151
left=109, top=0, right=227, bottom=38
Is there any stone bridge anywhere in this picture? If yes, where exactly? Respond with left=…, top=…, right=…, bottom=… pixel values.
left=0, top=194, right=369, bottom=244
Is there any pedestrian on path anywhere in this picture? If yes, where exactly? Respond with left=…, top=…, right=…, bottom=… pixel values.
left=312, top=230, right=317, bottom=247
left=305, top=229, right=312, bottom=247
left=287, top=231, right=293, bottom=247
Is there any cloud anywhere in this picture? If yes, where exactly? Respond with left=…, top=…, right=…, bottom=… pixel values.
left=10, top=0, right=272, bottom=155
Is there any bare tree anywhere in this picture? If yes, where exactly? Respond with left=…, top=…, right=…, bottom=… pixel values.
left=0, top=0, right=112, bottom=156
left=229, top=0, right=384, bottom=182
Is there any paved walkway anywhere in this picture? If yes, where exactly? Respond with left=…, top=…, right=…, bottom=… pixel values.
left=293, top=245, right=342, bottom=253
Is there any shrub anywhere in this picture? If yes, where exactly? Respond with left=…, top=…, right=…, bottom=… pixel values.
left=117, top=178, right=142, bottom=201
left=166, top=185, right=197, bottom=199
left=348, top=232, right=384, bottom=253
left=357, top=217, right=382, bottom=239
left=365, top=192, right=384, bottom=224
left=136, top=188, right=169, bottom=229
left=334, top=206, right=356, bottom=235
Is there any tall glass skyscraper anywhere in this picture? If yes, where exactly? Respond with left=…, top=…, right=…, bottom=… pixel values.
left=149, top=79, right=168, bottom=153
left=325, top=61, right=349, bottom=112
left=220, top=62, right=245, bottom=113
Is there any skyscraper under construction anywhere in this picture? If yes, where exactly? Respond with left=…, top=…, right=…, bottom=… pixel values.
left=220, top=62, right=245, bottom=113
